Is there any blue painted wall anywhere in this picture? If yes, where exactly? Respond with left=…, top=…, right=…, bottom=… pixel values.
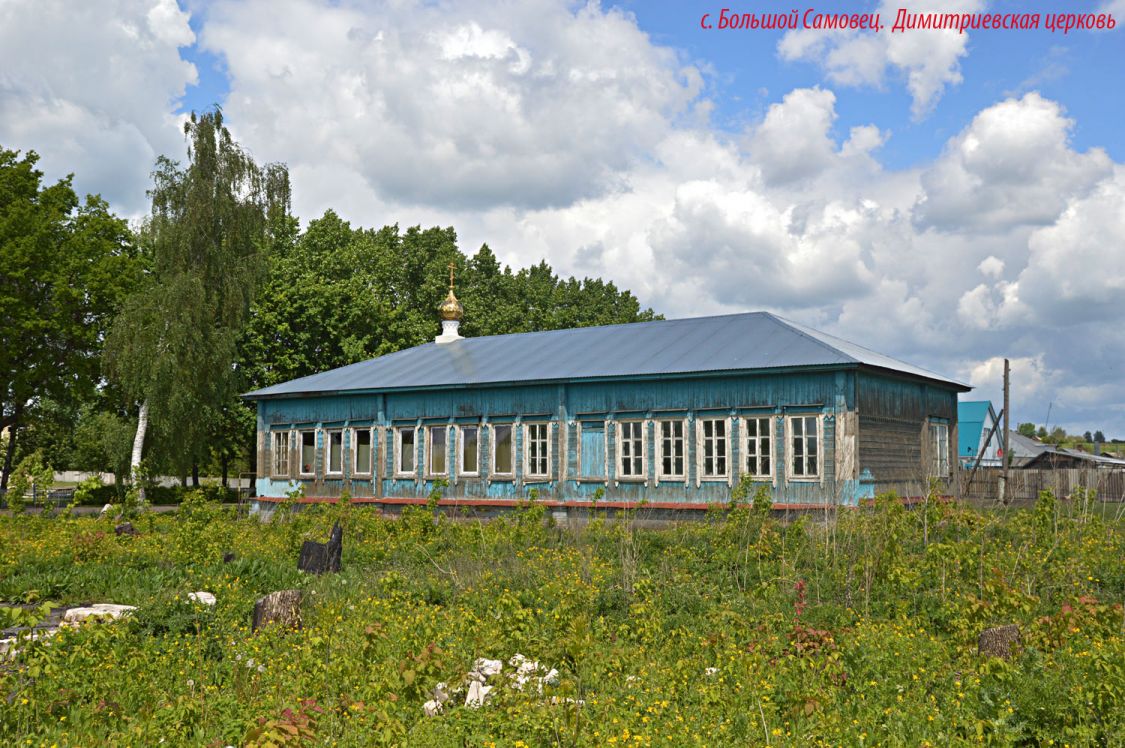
left=253, top=367, right=958, bottom=506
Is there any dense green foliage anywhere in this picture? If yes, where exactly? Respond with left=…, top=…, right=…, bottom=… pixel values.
left=2, top=494, right=1122, bottom=746
left=0, top=147, right=140, bottom=478
left=240, top=210, right=658, bottom=393
left=1, top=130, right=657, bottom=486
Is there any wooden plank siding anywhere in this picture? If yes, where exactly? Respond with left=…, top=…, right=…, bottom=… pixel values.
left=253, top=367, right=961, bottom=507
left=856, top=372, right=959, bottom=497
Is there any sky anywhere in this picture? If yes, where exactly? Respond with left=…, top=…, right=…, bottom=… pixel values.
left=1, top=0, right=1124, bottom=437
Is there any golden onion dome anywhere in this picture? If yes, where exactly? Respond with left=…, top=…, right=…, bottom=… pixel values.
left=439, top=288, right=463, bottom=321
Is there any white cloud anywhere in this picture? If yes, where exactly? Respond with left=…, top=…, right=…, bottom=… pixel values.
left=777, top=0, right=983, bottom=118
left=199, top=0, right=703, bottom=212
left=977, top=256, right=1004, bottom=279
left=1008, top=167, right=1125, bottom=325
left=914, top=93, right=1113, bottom=232
left=0, top=0, right=196, bottom=214
left=962, top=355, right=1059, bottom=401
left=749, top=87, right=839, bottom=184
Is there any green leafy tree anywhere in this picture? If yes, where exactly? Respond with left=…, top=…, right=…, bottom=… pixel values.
left=71, top=404, right=136, bottom=487
left=1037, top=426, right=1048, bottom=439
left=1093, top=430, right=1105, bottom=443
left=104, top=110, right=290, bottom=494
left=1017, top=422, right=1037, bottom=438
left=240, top=215, right=657, bottom=395
left=0, top=147, right=139, bottom=487
left=7, top=450, right=53, bottom=513
left=1044, top=426, right=1067, bottom=445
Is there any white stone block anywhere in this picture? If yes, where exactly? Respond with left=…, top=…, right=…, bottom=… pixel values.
left=473, top=658, right=503, bottom=678
left=63, top=603, right=137, bottom=624
left=464, top=680, right=493, bottom=708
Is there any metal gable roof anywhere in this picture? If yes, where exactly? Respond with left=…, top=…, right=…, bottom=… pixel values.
left=244, top=311, right=970, bottom=399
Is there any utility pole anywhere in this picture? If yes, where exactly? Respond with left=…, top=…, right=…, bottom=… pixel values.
left=1001, top=358, right=1010, bottom=505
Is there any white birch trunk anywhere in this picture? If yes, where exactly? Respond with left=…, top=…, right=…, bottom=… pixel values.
left=130, top=399, right=149, bottom=501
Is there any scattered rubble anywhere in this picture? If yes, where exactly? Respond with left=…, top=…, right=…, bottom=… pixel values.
left=62, top=603, right=137, bottom=625
left=3, top=602, right=135, bottom=660
left=422, top=653, right=567, bottom=717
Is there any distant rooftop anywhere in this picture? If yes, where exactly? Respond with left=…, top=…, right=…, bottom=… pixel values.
left=244, top=311, right=970, bottom=399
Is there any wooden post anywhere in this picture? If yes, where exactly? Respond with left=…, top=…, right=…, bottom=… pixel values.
left=965, top=408, right=1003, bottom=497
left=1001, top=358, right=1010, bottom=505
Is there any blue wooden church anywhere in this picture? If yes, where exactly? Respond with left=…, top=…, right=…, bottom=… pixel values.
left=244, top=278, right=969, bottom=514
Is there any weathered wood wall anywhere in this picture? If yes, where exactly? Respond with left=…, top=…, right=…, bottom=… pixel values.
left=856, top=372, right=958, bottom=496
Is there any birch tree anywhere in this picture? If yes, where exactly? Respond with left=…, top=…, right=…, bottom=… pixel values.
left=105, top=110, right=289, bottom=494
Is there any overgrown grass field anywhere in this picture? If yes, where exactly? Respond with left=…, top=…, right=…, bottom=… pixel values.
left=2, top=491, right=1123, bottom=746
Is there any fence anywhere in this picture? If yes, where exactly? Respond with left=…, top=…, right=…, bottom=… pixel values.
left=959, top=467, right=1125, bottom=503
left=0, top=486, right=75, bottom=510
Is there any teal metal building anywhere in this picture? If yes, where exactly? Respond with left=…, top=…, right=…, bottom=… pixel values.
left=957, top=400, right=1002, bottom=467
left=244, top=303, right=969, bottom=514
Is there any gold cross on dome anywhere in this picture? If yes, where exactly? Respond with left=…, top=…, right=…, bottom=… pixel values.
left=448, top=261, right=456, bottom=291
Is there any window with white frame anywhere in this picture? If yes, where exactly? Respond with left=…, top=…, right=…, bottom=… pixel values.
left=929, top=421, right=950, bottom=478
left=299, top=431, right=317, bottom=476
left=492, top=424, right=514, bottom=477
left=326, top=430, right=343, bottom=475
left=658, top=420, right=685, bottom=479
left=789, top=416, right=819, bottom=479
left=460, top=426, right=479, bottom=476
left=396, top=428, right=416, bottom=475
left=700, top=418, right=728, bottom=479
left=428, top=426, right=448, bottom=476
left=271, top=431, right=290, bottom=477
left=618, top=421, right=645, bottom=479
left=525, top=423, right=549, bottom=478
left=353, top=428, right=373, bottom=475
left=744, top=416, right=772, bottom=479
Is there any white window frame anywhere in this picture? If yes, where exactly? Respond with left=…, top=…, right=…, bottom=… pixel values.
left=743, top=416, right=773, bottom=480
left=325, top=429, right=344, bottom=477
left=616, top=420, right=646, bottom=481
left=929, top=421, right=950, bottom=478
left=697, top=417, right=730, bottom=481
left=459, top=425, right=480, bottom=477
left=271, top=430, right=290, bottom=478
left=351, top=427, right=374, bottom=477
left=788, top=415, right=820, bottom=481
left=524, top=422, right=551, bottom=480
left=427, top=425, right=449, bottom=478
left=491, top=423, right=515, bottom=479
left=657, top=419, right=687, bottom=482
left=394, top=427, right=418, bottom=477
left=298, top=430, right=317, bottom=477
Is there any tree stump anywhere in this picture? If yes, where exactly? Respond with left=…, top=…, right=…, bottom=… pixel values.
left=114, top=522, right=137, bottom=536
left=222, top=551, right=236, bottom=563
left=252, top=590, right=302, bottom=632
left=297, top=522, right=342, bottom=574
left=978, top=624, right=1020, bottom=659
